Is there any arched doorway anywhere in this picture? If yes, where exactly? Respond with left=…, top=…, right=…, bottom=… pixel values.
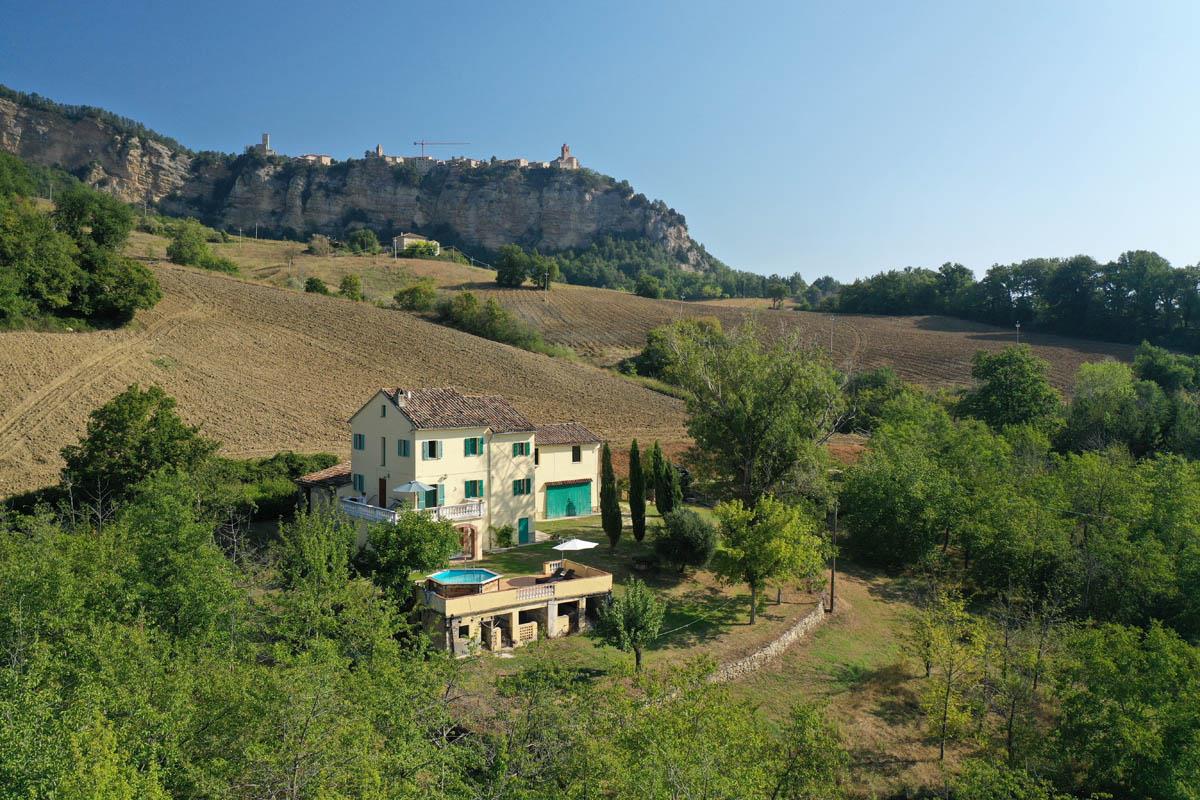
left=456, top=524, right=481, bottom=561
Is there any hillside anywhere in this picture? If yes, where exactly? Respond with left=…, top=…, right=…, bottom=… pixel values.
left=0, top=258, right=687, bottom=496
left=193, top=233, right=1137, bottom=389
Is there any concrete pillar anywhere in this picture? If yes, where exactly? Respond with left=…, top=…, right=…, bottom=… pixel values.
left=546, top=600, right=559, bottom=638
left=578, top=597, right=589, bottom=631
left=508, top=610, right=520, bottom=648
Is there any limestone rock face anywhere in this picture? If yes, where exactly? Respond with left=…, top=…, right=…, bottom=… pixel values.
left=0, top=97, right=704, bottom=265
left=164, top=158, right=702, bottom=264
left=0, top=98, right=192, bottom=203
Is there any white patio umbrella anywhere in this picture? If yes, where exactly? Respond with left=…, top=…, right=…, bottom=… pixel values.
left=393, top=480, right=434, bottom=509
left=553, top=538, right=599, bottom=552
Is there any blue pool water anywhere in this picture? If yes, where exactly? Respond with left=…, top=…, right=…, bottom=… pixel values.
left=428, top=568, right=501, bottom=585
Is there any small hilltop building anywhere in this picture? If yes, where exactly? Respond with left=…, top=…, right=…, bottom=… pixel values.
left=552, top=143, right=580, bottom=170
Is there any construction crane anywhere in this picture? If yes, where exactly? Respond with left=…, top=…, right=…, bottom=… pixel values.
left=412, top=140, right=470, bottom=157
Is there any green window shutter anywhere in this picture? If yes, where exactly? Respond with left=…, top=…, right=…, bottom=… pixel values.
left=465, top=438, right=472, bottom=456
left=437, top=483, right=445, bottom=506
left=416, top=488, right=425, bottom=509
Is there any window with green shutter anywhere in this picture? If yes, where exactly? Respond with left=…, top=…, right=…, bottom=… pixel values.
left=513, top=441, right=530, bottom=457
left=465, top=479, right=483, bottom=498
left=353, top=433, right=365, bottom=450
left=464, top=436, right=485, bottom=456
left=397, top=439, right=411, bottom=457
left=512, top=477, right=532, bottom=496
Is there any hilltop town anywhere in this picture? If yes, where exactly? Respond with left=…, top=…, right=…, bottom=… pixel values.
left=249, top=132, right=582, bottom=173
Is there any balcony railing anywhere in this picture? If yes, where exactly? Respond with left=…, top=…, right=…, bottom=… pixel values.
left=421, top=560, right=613, bottom=617
left=340, top=497, right=485, bottom=525
left=427, top=499, right=485, bottom=522
left=340, top=497, right=397, bottom=523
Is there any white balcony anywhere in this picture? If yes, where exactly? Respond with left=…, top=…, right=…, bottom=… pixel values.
left=340, top=497, right=484, bottom=525
left=341, top=497, right=398, bottom=523
left=426, top=499, right=485, bottom=522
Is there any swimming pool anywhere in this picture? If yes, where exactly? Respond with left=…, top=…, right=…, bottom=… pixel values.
left=427, top=568, right=502, bottom=585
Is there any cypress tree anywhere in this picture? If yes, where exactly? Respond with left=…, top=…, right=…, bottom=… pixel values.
left=667, top=461, right=683, bottom=511
left=647, top=441, right=663, bottom=503
left=654, top=454, right=673, bottom=515
left=600, top=442, right=622, bottom=550
left=628, top=439, right=646, bottom=542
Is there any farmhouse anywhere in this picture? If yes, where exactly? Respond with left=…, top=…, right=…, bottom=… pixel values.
left=392, top=232, right=440, bottom=255
left=298, top=387, right=602, bottom=559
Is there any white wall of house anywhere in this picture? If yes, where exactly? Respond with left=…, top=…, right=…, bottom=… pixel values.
left=347, top=391, right=537, bottom=550
left=348, top=390, right=418, bottom=506
left=485, top=432, right=537, bottom=544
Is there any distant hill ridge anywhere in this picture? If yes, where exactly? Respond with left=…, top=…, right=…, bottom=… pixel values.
left=0, top=84, right=721, bottom=274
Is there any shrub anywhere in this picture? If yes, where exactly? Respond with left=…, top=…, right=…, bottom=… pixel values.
left=339, top=274, right=364, bottom=301
left=199, top=252, right=238, bottom=273
left=653, top=508, right=716, bottom=573
left=493, top=524, right=515, bottom=549
left=307, top=234, right=333, bottom=256
left=304, top=277, right=329, bottom=294
left=635, top=273, right=664, bottom=299
left=435, top=291, right=544, bottom=352
left=346, top=228, right=380, bottom=255
left=166, top=219, right=238, bottom=273
left=393, top=278, right=437, bottom=311
left=401, top=241, right=439, bottom=258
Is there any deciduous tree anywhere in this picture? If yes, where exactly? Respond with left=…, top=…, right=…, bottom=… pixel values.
left=597, top=577, right=663, bottom=670
left=712, top=495, right=826, bottom=624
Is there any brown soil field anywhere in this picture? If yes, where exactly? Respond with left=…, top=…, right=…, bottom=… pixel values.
left=202, top=233, right=1136, bottom=389
left=1, top=233, right=1135, bottom=495
left=0, top=259, right=687, bottom=496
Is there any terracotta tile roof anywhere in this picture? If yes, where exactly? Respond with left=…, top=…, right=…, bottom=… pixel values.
left=543, top=478, right=593, bottom=488
left=383, top=387, right=535, bottom=432
left=535, top=422, right=602, bottom=446
left=296, top=461, right=351, bottom=487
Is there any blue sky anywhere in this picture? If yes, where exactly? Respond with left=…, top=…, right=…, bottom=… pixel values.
left=2, top=0, right=1197, bottom=280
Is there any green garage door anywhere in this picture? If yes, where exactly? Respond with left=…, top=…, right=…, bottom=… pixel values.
left=546, top=481, right=592, bottom=519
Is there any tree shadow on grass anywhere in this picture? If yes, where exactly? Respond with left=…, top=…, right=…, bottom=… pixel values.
left=649, top=586, right=760, bottom=652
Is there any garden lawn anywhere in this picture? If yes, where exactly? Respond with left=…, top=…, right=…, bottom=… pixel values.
left=726, top=563, right=969, bottom=798
left=460, top=505, right=822, bottom=689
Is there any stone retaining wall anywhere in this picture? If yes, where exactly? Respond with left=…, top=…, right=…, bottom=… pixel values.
left=708, top=593, right=833, bottom=684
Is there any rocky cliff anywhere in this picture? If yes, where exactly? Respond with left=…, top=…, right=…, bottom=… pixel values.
left=0, top=97, right=192, bottom=204
left=0, top=89, right=707, bottom=265
left=161, top=154, right=701, bottom=262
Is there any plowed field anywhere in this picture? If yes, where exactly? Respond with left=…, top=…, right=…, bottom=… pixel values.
left=0, top=261, right=687, bottom=495
left=212, top=233, right=1134, bottom=387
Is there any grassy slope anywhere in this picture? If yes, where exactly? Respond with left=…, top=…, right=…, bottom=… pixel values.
left=193, top=232, right=1137, bottom=389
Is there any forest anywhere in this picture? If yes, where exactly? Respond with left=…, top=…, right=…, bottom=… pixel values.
left=830, top=253, right=1200, bottom=350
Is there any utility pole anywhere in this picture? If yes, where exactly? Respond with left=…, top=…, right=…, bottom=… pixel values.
left=829, top=314, right=835, bottom=358
left=254, top=223, right=258, bottom=240
left=1015, top=320, right=1021, bottom=345
left=828, top=497, right=838, bottom=613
